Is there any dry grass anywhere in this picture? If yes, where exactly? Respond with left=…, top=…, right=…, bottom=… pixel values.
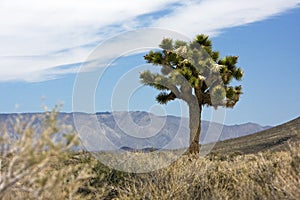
left=110, top=144, right=299, bottom=200
left=0, top=109, right=299, bottom=199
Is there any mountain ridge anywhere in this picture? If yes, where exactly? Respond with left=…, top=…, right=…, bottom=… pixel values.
left=207, top=116, right=300, bottom=154
left=1, top=112, right=299, bottom=154
left=0, top=111, right=272, bottom=149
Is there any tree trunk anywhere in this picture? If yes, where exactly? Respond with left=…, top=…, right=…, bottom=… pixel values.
left=188, top=102, right=201, bottom=154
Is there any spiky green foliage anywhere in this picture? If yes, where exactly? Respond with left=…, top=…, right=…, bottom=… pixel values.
left=140, top=34, right=243, bottom=154
left=140, top=34, right=243, bottom=108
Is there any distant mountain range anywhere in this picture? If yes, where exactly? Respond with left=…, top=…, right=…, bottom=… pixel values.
left=0, top=111, right=271, bottom=151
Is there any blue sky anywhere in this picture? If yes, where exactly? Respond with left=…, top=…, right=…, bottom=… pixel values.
left=0, top=0, right=300, bottom=126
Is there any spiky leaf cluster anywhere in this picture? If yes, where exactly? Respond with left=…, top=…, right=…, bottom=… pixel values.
left=140, top=34, right=243, bottom=108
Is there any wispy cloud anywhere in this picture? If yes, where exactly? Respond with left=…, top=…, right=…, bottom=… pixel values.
left=153, top=0, right=300, bottom=36
left=0, top=0, right=181, bottom=82
left=0, top=0, right=299, bottom=82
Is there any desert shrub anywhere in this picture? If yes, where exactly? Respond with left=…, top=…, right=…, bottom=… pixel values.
left=0, top=108, right=97, bottom=199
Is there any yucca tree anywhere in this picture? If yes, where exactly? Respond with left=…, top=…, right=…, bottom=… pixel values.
left=140, top=34, right=243, bottom=154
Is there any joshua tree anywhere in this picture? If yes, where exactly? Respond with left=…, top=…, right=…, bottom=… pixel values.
left=140, top=34, right=243, bottom=154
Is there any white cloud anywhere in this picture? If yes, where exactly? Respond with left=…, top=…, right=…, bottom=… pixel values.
left=0, top=0, right=179, bottom=56
left=0, top=0, right=180, bottom=82
left=0, top=0, right=299, bottom=82
left=153, top=0, right=300, bottom=36
left=0, top=47, right=88, bottom=82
